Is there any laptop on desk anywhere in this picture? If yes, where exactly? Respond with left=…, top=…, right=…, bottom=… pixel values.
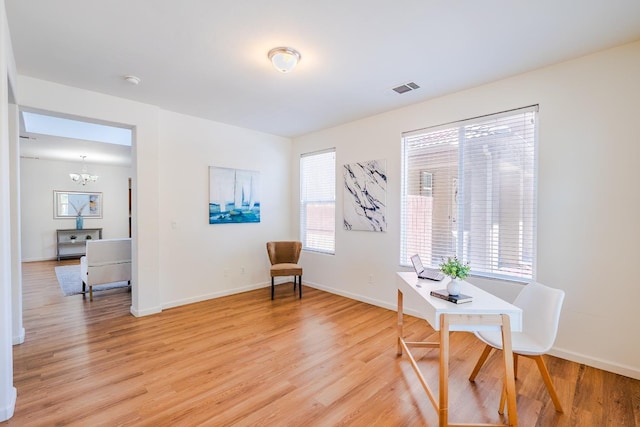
left=410, top=254, right=445, bottom=281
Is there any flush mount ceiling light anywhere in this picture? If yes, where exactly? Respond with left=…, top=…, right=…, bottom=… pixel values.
left=69, top=155, right=98, bottom=185
left=268, top=47, right=301, bottom=73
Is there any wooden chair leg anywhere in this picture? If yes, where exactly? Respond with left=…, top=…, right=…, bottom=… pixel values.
left=293, top=276, right=297, bottom=291
left=499, top=354, right=563, bottom=414
left=469, top=344, right=493, bottom=381
left=271, top=277, right=275, bottom=300
left=298, top=275, right=302, bottom=298
left=89, top=285, right=93, bottom=302
left=82, top=281, right=86, bottom=299
left=499, top=352, right=518, bottom=414
left=533, top=355, right=564, bottom=413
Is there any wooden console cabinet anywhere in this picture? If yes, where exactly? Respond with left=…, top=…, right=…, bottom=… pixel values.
left=56, top=228, right=102, bottom=261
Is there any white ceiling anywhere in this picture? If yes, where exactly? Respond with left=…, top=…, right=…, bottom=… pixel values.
left=6, top=1, right=640, bottom=154
left=19, top=111, right=132, bottom=166
left=20, top=134, right=132, bottom=167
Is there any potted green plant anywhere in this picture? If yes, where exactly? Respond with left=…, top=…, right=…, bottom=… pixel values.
left=439, top=256, right=470, bottom=296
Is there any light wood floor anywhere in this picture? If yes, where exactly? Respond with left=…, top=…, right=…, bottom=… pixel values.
left=4, top=260, right=639, bottom=426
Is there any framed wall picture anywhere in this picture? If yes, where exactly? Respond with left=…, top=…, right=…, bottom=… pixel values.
left=209, top=166, right=260, bottom=224
left=54, top=191, right=102, bottom=219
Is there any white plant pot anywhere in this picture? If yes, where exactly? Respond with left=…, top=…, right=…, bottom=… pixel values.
left=447, top=278, right=462, bottom=296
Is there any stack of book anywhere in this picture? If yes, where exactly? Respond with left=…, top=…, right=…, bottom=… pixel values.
left=430, top=289, right=473, bottom=304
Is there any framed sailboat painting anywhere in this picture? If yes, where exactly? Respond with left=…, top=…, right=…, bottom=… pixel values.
left=209, top=166, right=260, bottom=224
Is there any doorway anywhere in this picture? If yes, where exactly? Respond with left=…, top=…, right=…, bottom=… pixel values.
left=18, top=109, right=134, bottom=289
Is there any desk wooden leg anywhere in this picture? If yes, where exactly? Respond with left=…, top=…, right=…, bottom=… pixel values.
left=397, top=290, right=404, bottom=356
left=439, top=314, right=449, bottom=427
left=500, top=314, right=518, bottom=427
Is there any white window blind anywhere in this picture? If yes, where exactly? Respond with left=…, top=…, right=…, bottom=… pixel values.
left=300, top=149, right=336, bottom=254
left=401, top=106, right=538, bottom=281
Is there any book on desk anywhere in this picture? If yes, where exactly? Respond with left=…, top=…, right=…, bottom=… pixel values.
left=430, top=289, right=473, bottom=304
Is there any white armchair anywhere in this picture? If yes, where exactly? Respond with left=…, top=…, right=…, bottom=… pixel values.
left=80, top=238, right=132, bottom=301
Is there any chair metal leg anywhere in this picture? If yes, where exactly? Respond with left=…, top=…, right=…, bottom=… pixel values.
left=271, top=277, right=274, bottom=300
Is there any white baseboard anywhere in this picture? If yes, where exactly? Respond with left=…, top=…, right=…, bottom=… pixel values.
left=305, top=280, right=640, bottom=380
left=0, top=387, right=16, bottom=422
left=303, top=280, right=399, bottom=313
left=160, top=278, right=304, bottom=310
left=161, top=282, right=270, bottom=310
left=22, top=257, right=56, bottom=263
left=12, top=327, right=25, bottom=345
left=129, top=305, right=162, bottom=317
left=549, top=347, right=640, bottom=380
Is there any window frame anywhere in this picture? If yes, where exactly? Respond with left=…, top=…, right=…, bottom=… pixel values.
left=400, top=106, right=538, bottom=282
left=300, top=148, right=336, bottom=254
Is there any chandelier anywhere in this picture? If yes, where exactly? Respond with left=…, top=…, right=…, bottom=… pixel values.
left=69, top=155, right=98, bottom=185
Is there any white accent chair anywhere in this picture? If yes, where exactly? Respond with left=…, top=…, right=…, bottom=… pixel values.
left=469, top=281, right=566, bottom=413
left=80, top=238, right=132, bottom=301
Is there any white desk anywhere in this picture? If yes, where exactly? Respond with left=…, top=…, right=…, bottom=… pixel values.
left=396, top=272, right=523, bottom=427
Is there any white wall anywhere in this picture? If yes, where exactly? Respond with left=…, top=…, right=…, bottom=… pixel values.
left=9, top=36, right=638, bottom=384
left=292, top=41, right=640, bottom=379
left=20, top=158, right=131, bottom=261
left=0, top=0, right=16, bottom=420
left=16, top=76, right=162, bottom=316
left=157, top=110, right=291, bottom=308
left=5, top=73, right=291, bottom=423
left=15, top=76, right=294, bottom=313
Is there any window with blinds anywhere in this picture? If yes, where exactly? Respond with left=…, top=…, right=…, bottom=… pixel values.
left=401, top=106, right=538, bottom=281
left=300, top=149, right=336, bottom=254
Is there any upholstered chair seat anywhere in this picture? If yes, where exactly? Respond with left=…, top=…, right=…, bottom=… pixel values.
left=80, top=238, right=132, bottom=301
left=266, top=241, right=303, bottom=300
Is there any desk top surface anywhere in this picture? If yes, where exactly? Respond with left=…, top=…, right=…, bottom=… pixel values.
left=397, top=271, right=522, bottom=332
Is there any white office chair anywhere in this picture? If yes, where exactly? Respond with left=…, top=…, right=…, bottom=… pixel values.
left=469, top=281, right=566, bottom=413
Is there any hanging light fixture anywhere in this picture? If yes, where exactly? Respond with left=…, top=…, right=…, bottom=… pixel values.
left=268, top=47, right=301, bottom=73
left=69, top=155, right=98, bottom=185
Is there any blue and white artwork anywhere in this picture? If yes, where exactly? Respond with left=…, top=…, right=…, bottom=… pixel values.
left=343, top=159, right=387, bottom=232
left=209, top=167, right=260, bottom=224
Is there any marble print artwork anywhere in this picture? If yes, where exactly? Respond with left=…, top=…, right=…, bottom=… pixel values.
left=343, top=159, right=387, bottom=231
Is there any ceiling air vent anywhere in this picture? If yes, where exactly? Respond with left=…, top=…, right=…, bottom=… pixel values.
left=392, top=82, right=420, bottom=94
